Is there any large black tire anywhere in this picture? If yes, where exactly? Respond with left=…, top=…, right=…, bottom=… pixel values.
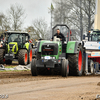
left=0, top=49, right=5, bottom=64
left=88, top=60, right=94, bottom=74
left=68, top=45, right=83, bottom=76
left=31, top=59, right=38, bottom=76
left=61, top=59, right=69, bottom=77
left=32, top=49, right=36, bottom=58
left=18, top=49, right=28, bottom=65
left=5, top=60, right=12, bottom=65
left=36, top=52, right=41, bottom=60
left=28, top=49, right=32, bottom=64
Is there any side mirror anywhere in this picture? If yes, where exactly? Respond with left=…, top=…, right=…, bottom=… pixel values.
left=26, top=36, right=29, bottom=42
left=83, top=35, right=85, bottom=40
left=33, top=45, right=36, bottom=48
left=1, top=41, right=3, bottom=45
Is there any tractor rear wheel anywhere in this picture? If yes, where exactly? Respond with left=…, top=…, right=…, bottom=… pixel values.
left=5, top=60, right=12, bottom=65
left=28, top=49, right=32, bottom=64
left=61, top=59, right=69, bottom=77
left=0, top=49, right=5, bottom=64
left=68, top=45, right=83, bottom=76
left=31, top=59, right=38, bottom=76
left=18, top=49, right=28, bottom=65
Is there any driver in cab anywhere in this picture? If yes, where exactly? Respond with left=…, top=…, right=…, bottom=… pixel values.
left=51, top=29, right=65, bottom=41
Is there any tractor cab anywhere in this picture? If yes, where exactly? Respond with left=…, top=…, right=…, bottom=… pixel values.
left=83, top=29, right=100, bottom=41
left=89, top=30, right=100, bottom=41
left=0, top=31, right=32, bottom=65
left=5, top=31, right=30, bottom=56
left=52, top=24, right=71, bottom=42
left=7, top=32, right=30, bottom=48
left=83, top=29, right=100, bottom=50
left=52, top=24, right=71, bottom=53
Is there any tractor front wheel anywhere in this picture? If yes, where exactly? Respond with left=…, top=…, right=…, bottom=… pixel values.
left=31, top=59, right=38, bottom=76
left=61, top=59, right=69, bottom=77
left=36, top=52, right=41, bottom=60
left=32, top=49, right=36, bottom=58
left=18, top=49, right=28, bottom=65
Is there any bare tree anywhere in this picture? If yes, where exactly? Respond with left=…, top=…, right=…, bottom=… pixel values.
left=8, top=3, right=25, bottom=31
left=3, top=15, right=11, bottom=31
left=32, top=18, right=50, bottom=40
left=52, top=0, right=95, bottom=38
left=0, top=13, right=10, bottom=34
left=25, top=26, right=35, bottom=33
left=0, top=13, right=5, bottom=33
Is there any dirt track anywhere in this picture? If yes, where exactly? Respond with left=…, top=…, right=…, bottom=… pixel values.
left=0, top=62, right=100, bottom=100
left=0, top=71, right=63, bottom=84
left=0, top=71, right=100, bottom=100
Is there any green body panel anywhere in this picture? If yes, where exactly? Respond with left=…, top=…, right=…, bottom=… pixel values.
left=66, top=41, right=76, bottom=53
left=39, top=40, right=62, bottom=60
left=8, top=42, right=18, bottom=54
left=23, top=42, right=29, bottom=50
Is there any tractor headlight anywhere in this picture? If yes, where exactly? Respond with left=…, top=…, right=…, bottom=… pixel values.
left=52, top=57, right=55, bottom=59
left=41, top=57, right=44, bottom=59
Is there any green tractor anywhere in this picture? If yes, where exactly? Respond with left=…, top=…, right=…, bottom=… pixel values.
left=31, top=24, right=84, bottom=77
left=0, top=31, right=32, bottom=65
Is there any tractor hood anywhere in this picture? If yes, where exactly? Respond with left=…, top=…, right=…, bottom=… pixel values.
left=37, top=40, right=62, bottom=59
left=8, top=42, right=18, bottom=54
left=37, top=40, right=62, bottom=53
left=84, top=41, right=100, bottom=50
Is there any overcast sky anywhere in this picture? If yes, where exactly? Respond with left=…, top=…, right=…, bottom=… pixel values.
left=0, top=0, right=52, bottom=28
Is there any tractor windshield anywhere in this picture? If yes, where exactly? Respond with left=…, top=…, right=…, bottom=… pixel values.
left=8, top=34, right=25, bottom=44
left=53, top=26, right=69, bottom=41
left=89, top=34, right=100, bottom=41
